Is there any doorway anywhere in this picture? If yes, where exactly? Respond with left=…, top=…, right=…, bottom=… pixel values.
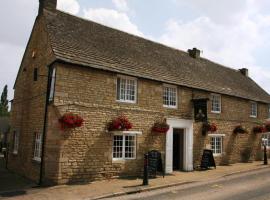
left=173, top=128, right=184, bottom=171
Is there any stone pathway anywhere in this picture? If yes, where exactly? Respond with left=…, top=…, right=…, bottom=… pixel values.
left=0, top=154, right=35, bottom=198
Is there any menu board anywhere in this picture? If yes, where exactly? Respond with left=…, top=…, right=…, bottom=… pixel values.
left=147, top=150, right=164, bottom=178
left=200, top=149, right=216, bottom=169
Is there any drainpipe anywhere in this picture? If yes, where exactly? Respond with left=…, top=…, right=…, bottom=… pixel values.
left=39, top=65, right=53, bottom=186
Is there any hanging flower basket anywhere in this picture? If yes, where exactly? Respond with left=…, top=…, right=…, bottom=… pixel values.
left=264, top=122, right=270, bottom=132
left=59, top=113, right=84, bottom=130
left=152, top=121, right=169, bottom=134
left=253, top=125, right=265, bottom=134
left=202, top=121, right=217, bottom=135
left=233, top=125, right=247, bottom=134
left=108, top=115, right=133, bottom=131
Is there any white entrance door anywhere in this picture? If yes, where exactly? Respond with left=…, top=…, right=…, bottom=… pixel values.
left=165, top=118, right=193, bottom=173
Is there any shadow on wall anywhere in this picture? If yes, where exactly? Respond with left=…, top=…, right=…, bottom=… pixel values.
left=240, top=131, right=259, bottom=163
left=221, top=132, right=237, bottom=165
left=193, top=122, right=207, bottom=168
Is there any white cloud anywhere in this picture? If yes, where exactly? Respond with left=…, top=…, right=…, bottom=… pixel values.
left=159, top=0, right=270, bottom=93
left=83, top=8, right=143, bottom=36
left=112, top=0, right=129, bottom=12
left=57, top=0, right=80, bottom=15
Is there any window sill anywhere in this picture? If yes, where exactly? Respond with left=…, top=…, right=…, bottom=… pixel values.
left=116, top=100, right=136, bottom=104
left=33, top=158, right=41, bottom=162
left=250, top=115, right=257, bottom=118
left=12, top=151, right=18, bottom=155
left=213, top=153, right=222, bottom=157
left=112, top=158, right=136, bottom=162
left=163, top=105, right=177, bottom=109
left=211, top=111, right=221, bottom=114
left=110, top=131, right=142, bottom=135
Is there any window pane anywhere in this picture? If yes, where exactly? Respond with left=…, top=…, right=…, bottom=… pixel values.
left=125, top=135, right=135, bottom=158
left=113, top=135, right=123, bottom=158
left=211, top=95, right=221, bottom=112
left=163, top=86, right=177, bottom=107
left=117, top=77, right=136, bottom=102
left=210, top=136, right=222, bottom=155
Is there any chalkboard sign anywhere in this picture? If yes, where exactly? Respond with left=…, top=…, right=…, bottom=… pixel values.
left=200, top=149, right=216, bottom=169
left=147, top=150, right=164, bottom=178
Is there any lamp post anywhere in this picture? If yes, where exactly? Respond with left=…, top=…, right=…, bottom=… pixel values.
left=262, top=138, right=268, bottom=165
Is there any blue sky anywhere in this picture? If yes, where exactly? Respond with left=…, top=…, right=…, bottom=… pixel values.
left=1, top=0, right=270, bottom=101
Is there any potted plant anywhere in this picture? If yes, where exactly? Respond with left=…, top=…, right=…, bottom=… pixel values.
left=265, top=122, right=270, bottom=132
left=108, top=115, right=133, bottom=131
left=253, top=125, right=265, bottom=134
left=202, top=121, right=217, bottom=135
left=152, top=121, right=170, bottom=134
left=59, top=113, right=84, bottom=130
left=233, top=125, right=247, bottom=134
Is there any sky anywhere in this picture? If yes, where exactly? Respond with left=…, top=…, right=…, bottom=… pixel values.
left=1, top=0, right=270, bottom=101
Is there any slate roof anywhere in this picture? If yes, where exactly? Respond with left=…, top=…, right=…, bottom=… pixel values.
left=43, top=9, right=270, bottom=103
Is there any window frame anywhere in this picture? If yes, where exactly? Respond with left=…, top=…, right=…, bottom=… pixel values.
left=49, top=67, right=56, bottom=102
left=209, top=135, right=223, bottom=156
left=33, top=132, right=42, bottom=162
left=163, top=84, right=178, bottom=109
left=116, top=75, right=137, bottom=104
left=210, top=93, right=221, bottom=114
left=13, top=131, right=19, bottom=155
left=112, top=133, right=137, bottom=161
left=250, top=101, right=257, bottom=118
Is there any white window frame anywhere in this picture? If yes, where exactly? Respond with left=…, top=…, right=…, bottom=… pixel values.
left=163, top=84, right=178, bottom=109
left=262, top=133, right=270, bottom=149
left=116, top=75, right=137, bottom=104
left=112, top=132, right=137, bottom=161
left=49, top=67, right=56, bottom=102
left=250, top=101, right=257, bottom=118
left=33, top=132, right=42, bottom=162
left=210, top=94, right=221, bottom=113
left=13, top=131, right=19, bottom=154
left=209, top=135, right=223, bottom=156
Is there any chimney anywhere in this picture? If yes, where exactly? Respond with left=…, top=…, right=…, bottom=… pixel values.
left=239, top=68, right=249, bottom=77
left=39, top=0, right=57, bottom=14
left=188, top=48, right=201, bottom=59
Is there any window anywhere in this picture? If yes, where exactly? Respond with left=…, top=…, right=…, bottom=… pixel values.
left=268, top=105, right=270, bottom=119
left=211, top=94, right=221, bottom=113
left=163, top=85, right=177, bottom=108
left=250, top=102, right=257, bottom=118
left=210, top=136, right=222, bottom=155
left=49, top=67, right=56, bottom=102
left=13, top=131, right=19, bottom=154
left=262, top=134, right=270, bottom=148
left=116, top=76, right=137, bottom=103
left=33, top=132, right=42, bottom=162
left=113, top=134, right=136, bottom=160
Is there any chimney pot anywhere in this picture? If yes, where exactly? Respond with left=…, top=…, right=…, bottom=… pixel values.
left=188, top=48, right=201, bottom=59
left=239, top=68, right=249, bottom=77
left=39, top=0, right=57, bottom=14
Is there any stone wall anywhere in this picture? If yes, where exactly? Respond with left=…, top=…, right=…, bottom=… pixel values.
left=7, top=15, right=55, bottom=182
left=43, top=62, right=269, bottom=184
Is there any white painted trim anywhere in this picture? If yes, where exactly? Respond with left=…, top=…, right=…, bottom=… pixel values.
left=210, top=93, right=221, bottom=113
left=163, top=84, right=178, bottom=109
left=165, top=118, right=193, bottom=173
left=116, top=75, right=137, bottom=104
left=110, top=131, right=142, bottom=135
left=208, top=134, right=226, bottom=137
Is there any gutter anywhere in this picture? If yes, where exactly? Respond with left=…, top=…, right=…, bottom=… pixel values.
left=39, top=64, right=53, bottom=186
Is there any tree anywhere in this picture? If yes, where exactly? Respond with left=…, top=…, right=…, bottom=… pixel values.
left=0, top=85, right=9, bottom=116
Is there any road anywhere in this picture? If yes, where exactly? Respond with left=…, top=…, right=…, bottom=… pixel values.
left=108, top=167, right=270, bottom=200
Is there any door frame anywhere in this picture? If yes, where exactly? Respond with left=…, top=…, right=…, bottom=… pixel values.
left=165, top=118, right=193, bottom=173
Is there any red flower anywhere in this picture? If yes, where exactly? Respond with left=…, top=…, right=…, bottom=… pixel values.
left=152, top=121, right=169, bottom=134
left=59, top=113, right=84, bottom=130
left=108, top=115, right=133, bottom=131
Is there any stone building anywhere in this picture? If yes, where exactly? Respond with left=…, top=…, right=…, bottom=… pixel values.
left=8, top=0, right=270, bottom=185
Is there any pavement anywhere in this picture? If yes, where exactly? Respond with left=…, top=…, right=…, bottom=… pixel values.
left=0, top=156, right=269, bottom=200
left=112, top=167, right=270, bottom=200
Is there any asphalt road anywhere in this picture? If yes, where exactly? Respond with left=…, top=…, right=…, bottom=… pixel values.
left=108, top=167, right=270, bottom=200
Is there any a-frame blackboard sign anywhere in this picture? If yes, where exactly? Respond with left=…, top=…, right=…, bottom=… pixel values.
left=200, top=149, right=216, bottom=169
left=147, top=150, right=164, bottom=178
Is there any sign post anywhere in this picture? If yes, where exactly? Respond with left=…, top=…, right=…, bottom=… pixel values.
left=264, top=145, right=268, bottom=165
left=143, top=154, right=149, bottom=185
